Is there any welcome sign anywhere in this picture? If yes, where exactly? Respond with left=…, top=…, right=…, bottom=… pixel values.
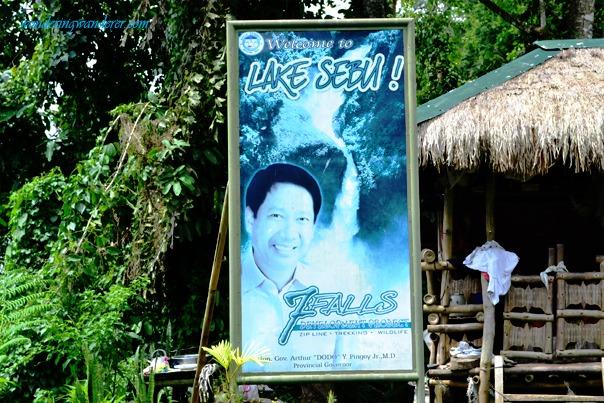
left=227, top=19, right=422, bottom=382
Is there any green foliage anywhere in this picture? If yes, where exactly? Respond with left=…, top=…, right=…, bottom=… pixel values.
left=401, top=0, right=604, bottom=104
left=0, top=0, right=155, bottom=195
left=63, top=345, right=126, bottom=403
left=4, top=169, right=65, bottom=271
left=0, top=265, right=146, bottom=399
left=400, top=1, right=465, bottom=103
left=128, top=349, right=156, bottom=403
left=0, top=269, right=57, bottom=399
left=0, top=0, right=232, bottom=398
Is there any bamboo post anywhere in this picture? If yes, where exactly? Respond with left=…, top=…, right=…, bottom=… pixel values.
left=428, top=313, right=440, bottom=325
left=423, top=304, right=484, bottom=314
left=475, top=312, right=484, bottom=322
left=427, top=322, right=483, bottom=333
left=479, top=173, right=496, bottom=403
left=556, top=243, right=564, bottom=263
left=437, top=187, right=454, bottom=365
left=422, top=248, right=437, bottom=263
left=421, top=260, right=454, bottom=271
left=548, top=247, right=556, bottom=266
left=191, top=188, right=229, bottom=403
left=434, top=383, right=446, bottom=403
left=597, top=255, right=604, bottom=272
left=429, top=332, right=438, bottom=366
left=485, top=174, right=495, bottom=243
left=422, top=248, right=437, bottom=305
left=601, top=357, right=604, bottom=396
left=494, top=355, right=504, bottom=403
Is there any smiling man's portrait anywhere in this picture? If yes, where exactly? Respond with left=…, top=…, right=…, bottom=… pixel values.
left=244, top=163, right=321, bottom=290
left=240, top=162, right=329, bottom=371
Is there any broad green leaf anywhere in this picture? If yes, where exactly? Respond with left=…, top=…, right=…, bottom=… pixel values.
left=173, top=182, right=182, bottom=196
left=0, top=108, right=18, bottom=123
left=105, top=246, right=120, bottom=256
left=203, top=149, right=217, bottom=164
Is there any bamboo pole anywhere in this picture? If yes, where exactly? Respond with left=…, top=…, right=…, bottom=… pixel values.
left=556, top=349, right=604, bottom=358
left=434, top=383, right=446, bottom=403
left=422, top=248, right=437, bottom=263
left=427, top=322, right=484, bottom=333
left=423, top=293, right=437, bottom=305
left=501, top=361, right=603, bottom=373
left=485, top=174, right=495, bottom=242
left=437, top=187, right=455, bottom=365
left=421, top=261, right=455, bottom=270
left=556, top=243, right=564, bottom=263
left=427, top=367, right=481, bottom=378
left=427, top=313, right=440, bottom=324
left=423, top=304, right=484, bottom=314
left=557, top=309, right=604, bottom=319
left=500, top=394, right=604, bottom=401
left=500, top=350, right=552, bottom=361
left=428, top=379, right=474, bottom=388
left=428, top=333, right=437, bottom=366
left=503, top=312, right=555, bottom=321
left=557, top=271, right=604, bottom=281
left=479, top=173, right=496, bottom=403
left=422, top=248, right=438, bottom=305
left=191, top=188, right=229, bottom=403
left=494, top=355, right=504, bottom=403
left=548, top=247, right=555, bottom=266
left=511, top=275, right=551, bottom=283
left=475, top=312, right=484, bottom=322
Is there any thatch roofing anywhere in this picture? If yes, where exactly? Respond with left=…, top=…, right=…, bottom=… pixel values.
left=417, top=39, right=604, bottom=176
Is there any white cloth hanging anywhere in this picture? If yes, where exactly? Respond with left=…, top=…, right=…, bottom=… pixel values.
left=539, top=261, right=568, bottom=289
left=463, top=240, right=519, bottom=305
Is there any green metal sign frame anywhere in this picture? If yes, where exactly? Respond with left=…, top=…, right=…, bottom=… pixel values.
left=227, top=18, right=423, bottom=386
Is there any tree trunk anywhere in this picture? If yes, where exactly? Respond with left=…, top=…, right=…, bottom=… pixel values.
left=569, top=0, right=596, bottom=38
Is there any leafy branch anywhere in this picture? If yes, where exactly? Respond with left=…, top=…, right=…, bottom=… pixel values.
left=75, top=103, right=149, bottom=255
left=202, top=340, right=270, bottom=403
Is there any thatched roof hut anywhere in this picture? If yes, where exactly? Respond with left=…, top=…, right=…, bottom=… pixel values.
left=418, top=39, right=604, bottom=176
left=418, top=40, right=604, bottom=403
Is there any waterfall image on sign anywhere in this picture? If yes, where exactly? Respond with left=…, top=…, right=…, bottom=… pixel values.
left=238, top=29, right=411, bottom=315
left=298, top=43, right=409, bottom=300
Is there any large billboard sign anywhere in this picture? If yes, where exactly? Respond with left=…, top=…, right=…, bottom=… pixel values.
left=227, top=19, right=422, bottom=382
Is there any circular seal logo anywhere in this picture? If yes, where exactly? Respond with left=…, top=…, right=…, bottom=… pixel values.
left=239, top=32, right=264, bottom=56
